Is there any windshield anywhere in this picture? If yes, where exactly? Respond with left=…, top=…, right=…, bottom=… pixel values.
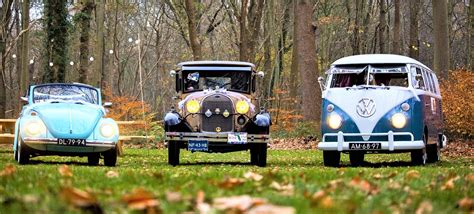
left=32, top=85, right=99, bottom=104
left=183, top=70, right=251, bottom=93
left=330, top=65, right=409, bottom=88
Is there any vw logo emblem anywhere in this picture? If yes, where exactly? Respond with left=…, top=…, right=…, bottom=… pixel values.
left=356, top=98, right=376, bottom=117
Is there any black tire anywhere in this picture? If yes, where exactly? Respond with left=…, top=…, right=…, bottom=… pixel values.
left=103, top=148, right=117, bottom=167
left=87, top=153, right=100, bottom=166
left=349, top=152, right=365, bottom=166
left=14, top=145, right=18, bottom=162
left=168, top=141, right=180, bottom=166
left=426, top=143, right=440, bottom=163
left=323, top=151, right=340, bottom=167
left=411, top=149, right=427, bottom=165
left=256, top=144, right=267, bottom=167
left=250, top=145, right=258, bottom=165
left=17, top=140, right=30, bottom=165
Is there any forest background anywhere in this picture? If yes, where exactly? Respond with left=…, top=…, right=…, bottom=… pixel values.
left=0, top=0, right=472, bottom=141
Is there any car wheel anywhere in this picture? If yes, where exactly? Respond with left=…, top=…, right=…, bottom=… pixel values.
left=17, top=139, right=30, bottom=165
left=87, top=154, right=100, bottom=166
left=250, top=144, right=259, bottom=165
left=103, top=148, right=117, bottom=167
left=168, top=141, right=180, bottom=166
left=256, top=144, right=267, bottom=167
left=426, top=135, right=440, bottom=163
left=349, top=152, right=365, bottom=166
left=323, top=151, right=340, bottom=167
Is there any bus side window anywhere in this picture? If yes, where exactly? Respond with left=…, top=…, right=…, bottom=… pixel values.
left=425, top=69, right=435, bottom=93
left=414, top=67, right=425, bottom=89
left=421, top=69, right=431, bottom=92
left=432, top=74, right=441, bottom=95
left=428, top=72, right=438, bottom=94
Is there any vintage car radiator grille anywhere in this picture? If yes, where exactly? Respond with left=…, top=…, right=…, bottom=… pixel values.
left=201, top=95, right=234, bottom=132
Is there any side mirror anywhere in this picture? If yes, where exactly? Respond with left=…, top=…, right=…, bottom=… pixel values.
left=103, top=102, right=113, bottom=108
left=169, top=70, right=177, bottom=77
left=20, top=96, right=28, bottom=103
left=318, top=76, right=326, bottom=91
left=257, top=71, right=264, bottom=78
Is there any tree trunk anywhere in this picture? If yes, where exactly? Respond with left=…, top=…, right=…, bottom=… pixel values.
left=239, top=0, right=264, bottom=63
left=0, top=0, right=14, bottom=118
left=96, top=0, right=107, bottom=92
left=78, top=0, right=94, bottom=84
left=292, top=0, right=320, bottom=122
left=42, top=0, right=69, bottom=83
left=184, top=0, right=202, bottom=60
left=469, top=1, right=473, bottom=70
left=19, top=0, right=29, bottom=111
left=378, top=0, right=387, bottom=53
left=392, top=0, right=401, bottom=54
left=409, top=0, right=420, bottom=59
left=432, top=0, right=449, bottom=79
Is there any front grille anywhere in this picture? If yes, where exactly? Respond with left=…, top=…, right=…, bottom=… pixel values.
left=201, top=95, right=234, bottom=132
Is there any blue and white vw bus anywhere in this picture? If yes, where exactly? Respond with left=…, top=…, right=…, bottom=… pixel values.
left=318, top=54, right=447, bottom=166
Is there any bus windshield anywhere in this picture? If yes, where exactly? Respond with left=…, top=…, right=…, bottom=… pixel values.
left=330, top=65, right=409, bottom=88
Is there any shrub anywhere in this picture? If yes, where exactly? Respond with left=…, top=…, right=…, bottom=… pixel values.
left=440, top=69, right=474, bottom=139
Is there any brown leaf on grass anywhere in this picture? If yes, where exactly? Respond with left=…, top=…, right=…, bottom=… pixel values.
left=326, top=179, right=344, bottom=191
left=105, top=170, right=119, bottom=178
left=0, top=164, right=16, bottom=177
left=405, top=170, right=420, bottom=180
left=464, top=174, right=474, bottom=183
left=270, top=181, right=294, bottom=195
left=122, top=188, right=160, bottom=211
left=58, top=165, right=73, bottom=177
left=217, top=177, right=245, bottom=189
left=248, top=204, right=296, bottom=214
left=60, top=187, right=102, bottom=213
left=457, top=197, right=474, bottom=212
left=165, top=191, right=182, bottom=203
left=213, top=195, right=266, bottom=211
left=441, top=176, right=459, bottom=190
left=244, top=171, right=263, bottom=181
left=349, top=176, right=379, bottom=195
left=310, top=190, right=333, bottom=208
left=415, top=201, right=433, bottom=214
left=195, top=190, right=211, bottom=214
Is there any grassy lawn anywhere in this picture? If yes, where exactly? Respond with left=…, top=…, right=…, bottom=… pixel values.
left=0, top=146, right=472, bottom=213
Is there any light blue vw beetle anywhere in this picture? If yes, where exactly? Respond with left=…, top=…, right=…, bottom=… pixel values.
left=13, top=83, right=119, bottom=166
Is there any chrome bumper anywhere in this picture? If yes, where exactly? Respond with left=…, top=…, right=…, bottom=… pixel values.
left=23, top=137, right=116, bottom=148
left=165, top=132, right=270, bottom=143
left=318, top=131, right=424, bottom=151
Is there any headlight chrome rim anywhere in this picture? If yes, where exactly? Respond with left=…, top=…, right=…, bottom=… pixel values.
left=100, top=123, right=115, bottom=138
left=236, top=100, right=250, bottom=114
left=391, top=113, right=407, bottom=129
left=186, top=99, right=200, bottom=114
left=327, top=113, right=343, bottom=130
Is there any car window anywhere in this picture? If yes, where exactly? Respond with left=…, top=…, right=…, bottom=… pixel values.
left=183, top=70, right=251, bottom=93
left=330, top=65, right=408, bottom=88
left=414, top=67, right=425, bottom=90
left=33, top=85, right=99, bottom=104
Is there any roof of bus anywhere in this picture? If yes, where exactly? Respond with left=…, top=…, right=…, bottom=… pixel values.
left=178, top=61, right=255, bottom=68
left=331, top=54, right=431, bottom=70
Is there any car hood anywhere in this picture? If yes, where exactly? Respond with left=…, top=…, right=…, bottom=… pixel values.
left=31, top=102, right=104, bottom=139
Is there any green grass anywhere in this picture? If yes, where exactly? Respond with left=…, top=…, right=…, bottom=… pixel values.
left=0, top=146, right=472, bottom=213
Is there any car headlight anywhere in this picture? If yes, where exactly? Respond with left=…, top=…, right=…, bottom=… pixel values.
left=327, top=113, right=342, bottom=129
left=24, top=120, right=46, bottom=137
left=100, top=123, right=116, bottom=138
left=236, top=100, right=250, bottom=114
left=186, top=100, right=200, bottom=114
left=391, top=113, right=407, bottom=129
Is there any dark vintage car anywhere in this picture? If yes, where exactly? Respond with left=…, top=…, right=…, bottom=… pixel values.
left=164, top=61, right=271, bottom=166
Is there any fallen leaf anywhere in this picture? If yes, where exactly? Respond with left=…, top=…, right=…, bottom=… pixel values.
left=441, top=176, right=459, bottom=190
left=372, top=173, right=383, bottom=180
left=248, top=204, right=296, bottom=214
left=217, top=177, right=245, bottom=189
left=58, top=165, right=73, bottom=177
left=105, top=170, right=119, bottom=178
left=270, top=181, right=294, bottom=195
left=310, top=190, right=333, bottom=208
left=213, top=195, right=266, bottom=211
left=122, top=188, right=159, bottom=211
left=0, top=164, right=16, bottom=177
left=415, top=201, right=433, bottom=214
left=457, top=197, right=474, bottom=212
left=349, top=176, right=379, bottom=195
left=326, top=179, right=344, bottom=191
left=60, top=187, right=102, bottom=213
left=464, top=174, right=474, bottom=183
left=244, top=171, right=263, bottom=181
left=165, top=191, right=181, bottom=203
left=195, top=191, right=211, bottom=214
left=405, top=170, right=420, bottom=180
